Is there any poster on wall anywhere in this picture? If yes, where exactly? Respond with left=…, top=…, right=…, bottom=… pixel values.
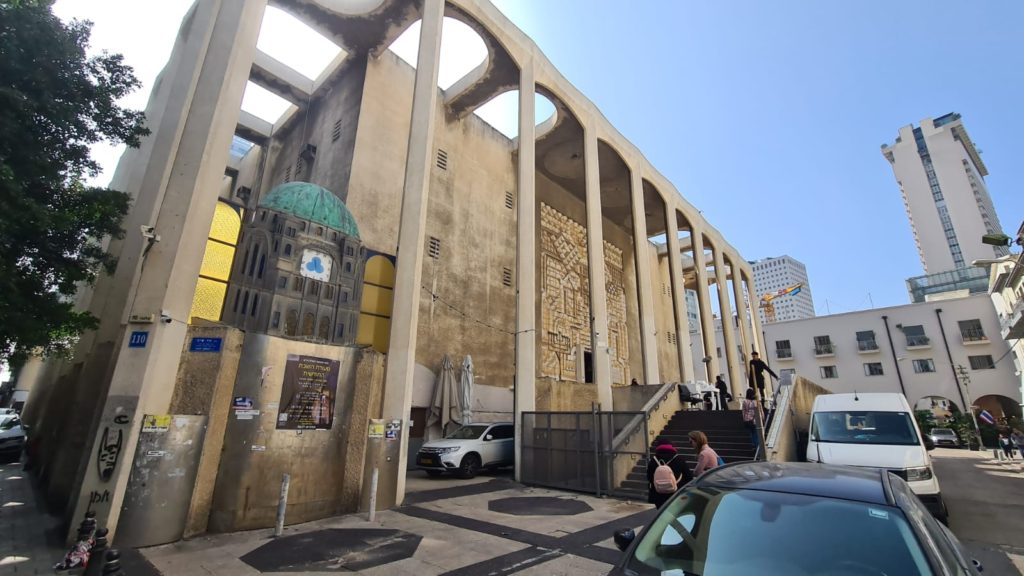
left=276, top=354, right=339, bottom=430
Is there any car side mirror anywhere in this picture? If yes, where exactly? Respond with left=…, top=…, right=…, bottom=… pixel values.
left=923, top=436, right=935, bottom=451
left=484, top=434, right=493, bottom=441
left=613, top=528, right=635, bottom=552
left=972, top=558, right=983, bottom=572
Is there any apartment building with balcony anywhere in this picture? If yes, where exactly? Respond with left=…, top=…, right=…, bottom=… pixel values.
left=764, top=293, right=1020, bottom=419
left=984, top=221, right=1024, bottom=408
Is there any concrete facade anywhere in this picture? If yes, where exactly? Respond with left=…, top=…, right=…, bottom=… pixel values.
left=19, top=0, right=760, bottom=543
left=764, top=294, right=1021, bottom=418
left=984, top=222, right=1024, bottom=416
left=882, top=113, right=1009, bottom=275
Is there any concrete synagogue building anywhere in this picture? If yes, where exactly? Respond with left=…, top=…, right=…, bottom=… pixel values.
left=18, top=0, right=763, bottom=545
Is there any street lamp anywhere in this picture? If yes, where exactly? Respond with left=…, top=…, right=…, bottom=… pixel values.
left=955, top=364, right=983, bottom=449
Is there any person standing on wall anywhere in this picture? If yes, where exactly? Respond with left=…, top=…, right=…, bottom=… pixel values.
left=748, top=351, right=778, bottom=408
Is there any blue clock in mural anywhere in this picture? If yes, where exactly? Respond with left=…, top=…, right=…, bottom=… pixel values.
left=300, top=249, right=333, bottom=282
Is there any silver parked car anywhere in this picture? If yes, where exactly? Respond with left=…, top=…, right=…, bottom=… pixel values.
left=0, top=414, right=26, bottom=460
left=928, top=427, right=960, bottom=448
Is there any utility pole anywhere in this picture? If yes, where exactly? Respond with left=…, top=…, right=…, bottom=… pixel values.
left=956, top=364, right=982, bottom=448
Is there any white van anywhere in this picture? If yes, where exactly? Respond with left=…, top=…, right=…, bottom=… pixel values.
left=806, top=392, right=947, bottom=522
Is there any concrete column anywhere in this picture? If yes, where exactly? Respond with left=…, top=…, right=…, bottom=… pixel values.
left=746, top=272, right=766, bottom=357
left=714, top=250, right=743, bottom=398
left=378, top=0, right=444, bottom=507
left=514, top=56, right=536, bottom=482
left=628, top=166, right=660, bottom=385
left=68, top=0, right=266, bottom=542
left=663, top=208, right=694, bottom=382
left=729, top=256, right=753, bottom=386
left=690, top=230, right=719, bottom=382
left=583, top=124, right=612, bottom=409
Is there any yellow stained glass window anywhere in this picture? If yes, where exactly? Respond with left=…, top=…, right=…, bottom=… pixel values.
left=189, top=277, right=228, bottom=322
left=209, top=202, right=242, bottom=244
left=358, top=255, right=396, bottom=352
left=199, top=241, right=236, bottom=282
left=189, top=201, right=241, bottom=323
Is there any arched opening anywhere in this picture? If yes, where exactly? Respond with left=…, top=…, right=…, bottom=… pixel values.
left=914, top=396, right=961, bottom=427
left=471, top=90, right=557, bottom=139
left=302, top=312, right=315, bottom=337
left=974, top=394, right=1022, bottom=447
left=387, top=17, right=487, bottom=90
left=285, top=309, right=299, bottom=336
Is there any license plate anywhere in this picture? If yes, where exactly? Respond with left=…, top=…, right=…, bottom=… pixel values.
left=419, top=458, right=431, bottom=465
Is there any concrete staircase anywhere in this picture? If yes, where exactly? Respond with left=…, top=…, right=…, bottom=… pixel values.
left=613, top=409, right=757, bottom=501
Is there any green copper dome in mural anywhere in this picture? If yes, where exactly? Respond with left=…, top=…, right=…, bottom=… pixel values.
left=259, top=182, right=359, bottom=239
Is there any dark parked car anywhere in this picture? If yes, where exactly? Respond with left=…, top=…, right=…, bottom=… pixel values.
left=928, top=427, right=960, bottom=448
left=610, top=461, right=982, bottom=575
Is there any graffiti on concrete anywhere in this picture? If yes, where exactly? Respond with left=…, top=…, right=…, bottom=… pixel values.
left=96, top=427, right=123, bottom=482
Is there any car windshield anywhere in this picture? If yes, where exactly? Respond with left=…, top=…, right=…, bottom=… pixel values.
left=445, top=425, right=488, bottom=440
left=0, top=417, right=20, bottom=431
left=626, top=487, right=932, bottom=575
left=812, top=411, right=920, bottom=446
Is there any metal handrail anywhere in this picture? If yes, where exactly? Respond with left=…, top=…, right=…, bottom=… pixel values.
left=857, top=340, right=879, bottom=351
left=813, top=344, right=834, bottom=355
left=609, top=381, right=676, bottom=452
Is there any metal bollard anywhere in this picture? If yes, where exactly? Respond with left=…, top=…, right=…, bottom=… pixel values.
left=368, top=467, right=379, bottom=523
left=84, top=528, right=109, bottom=576
left=102, top=549, right=124, bottom=576
left=274, top=473, right=290, bottom=537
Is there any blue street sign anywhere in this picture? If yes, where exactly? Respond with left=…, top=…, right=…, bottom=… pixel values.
left=189, top=337, right=223, bottom=353
left=128, top=331, right=149, bottom=348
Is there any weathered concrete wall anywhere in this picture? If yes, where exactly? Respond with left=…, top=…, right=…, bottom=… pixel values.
left=612, top=385, right=662, bottom=412
left=536, top=378, right=598, bottom=412
left=206, top=335, right=368, bottom=532
left=653, top=250, right=682, bottom=383
left=169, top=325, right=245, bottom=538
left=766, top=376, right=831, bottom=463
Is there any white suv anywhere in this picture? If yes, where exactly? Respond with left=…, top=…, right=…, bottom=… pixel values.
left=416, top=422, right=514, bottom=478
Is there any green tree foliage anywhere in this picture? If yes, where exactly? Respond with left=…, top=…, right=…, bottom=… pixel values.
left=0, top=0, right=148, bottom=365
left=914, top=409, right=936, bottom=435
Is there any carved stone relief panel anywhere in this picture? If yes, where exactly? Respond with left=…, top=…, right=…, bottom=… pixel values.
left=539, top=203, right=629, bottom=385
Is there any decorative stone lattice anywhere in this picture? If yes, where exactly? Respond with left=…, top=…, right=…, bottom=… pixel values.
left=540, top=203, right=629, bottom=384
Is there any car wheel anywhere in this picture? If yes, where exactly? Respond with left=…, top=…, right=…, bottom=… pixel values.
left=425, top=470, right=443, bottom=477
left=458, top=454, right=480, bottom=479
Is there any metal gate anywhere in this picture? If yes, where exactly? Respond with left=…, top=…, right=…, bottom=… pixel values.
left=520, top=409, right=648, bottom=496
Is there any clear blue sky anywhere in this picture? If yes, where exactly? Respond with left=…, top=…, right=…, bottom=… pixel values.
left=493, top=0, right=1024, bottom=314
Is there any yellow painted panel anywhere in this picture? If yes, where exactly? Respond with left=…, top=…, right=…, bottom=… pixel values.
left=359, top=284, right=394, bottom=317
left=363, top=255, right=396, bottom=287
left=189, top=277, right=227, bottom=323
left=199, top=241, right=236, bottom=281
left=356, top=314, right=391, bottom=353
left=209, top=202, right=242, bottom=245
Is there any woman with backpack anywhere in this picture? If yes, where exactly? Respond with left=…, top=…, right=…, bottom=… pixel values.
left=741, top=388, right=762, bottom=449
left=646, top=440, right=691, bottom=508
left=690, top=430, right=722, bottom=477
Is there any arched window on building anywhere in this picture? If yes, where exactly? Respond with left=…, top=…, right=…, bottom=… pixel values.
left=318, top=316, right=330, bottom=341
left=302, top=312, right=315, bottom=336
left=285, top=309, right=298, bottom=336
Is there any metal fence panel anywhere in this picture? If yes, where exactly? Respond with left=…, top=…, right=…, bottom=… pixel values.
left=521, top=411, right=647, bottom=496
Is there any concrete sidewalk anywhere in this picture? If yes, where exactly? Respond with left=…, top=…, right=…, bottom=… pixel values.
left=0, top=460, right=66, bottom=575
left=143, top=473, right=651, bottom=575
left=932, top=447, right=1024, bottom=575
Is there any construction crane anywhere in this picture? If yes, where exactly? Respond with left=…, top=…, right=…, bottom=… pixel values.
left=760, top=283, right=803, bottom=323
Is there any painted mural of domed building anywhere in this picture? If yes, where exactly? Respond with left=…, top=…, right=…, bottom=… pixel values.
left=222, top=181, right=364, bottom=345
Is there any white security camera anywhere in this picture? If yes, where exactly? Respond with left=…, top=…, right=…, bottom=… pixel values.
left=160, top=310, right=172, bottom=324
